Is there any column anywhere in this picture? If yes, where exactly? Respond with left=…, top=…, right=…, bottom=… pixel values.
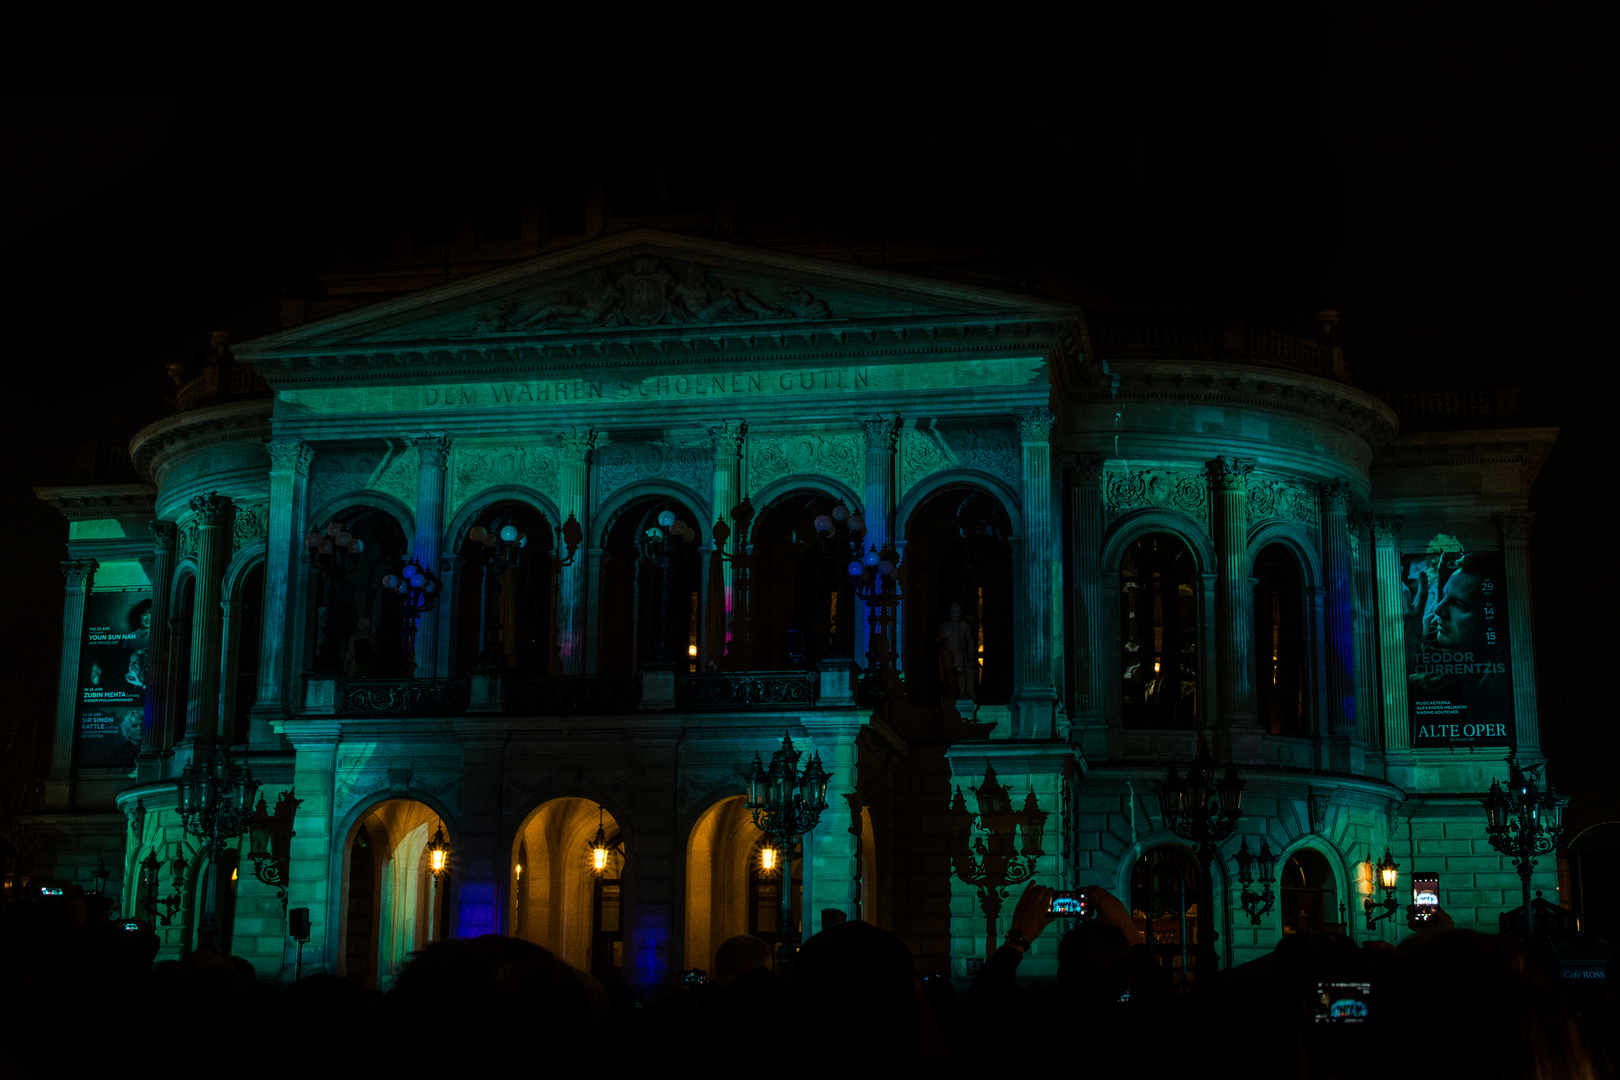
left=451, top=720, right=506, bottom=938
left=859, top=415, right=897, bottom=674
left=47, top=560, right=96, bottom=805
left=282, top=720, right=339, bottom=977
left=706, top=421, right=743, bottom=668
left=252, top=440, right=311, bottom=747
left=800, top=717, right=863, bottom=926
left=1068, top=453, right=1107, bottom=753
left=1372, top=518, right=1413, bottom=774
left=1207, top=456, right=1258, bottom=731
left=1494, top=512, right=1541, bottom=757
left=555, top=427, right=593, bottom=675
left=1320, top=481, right=1358, bottom=738
left=410, top=434, right=451, bottom=677
left=184, top=492, right=233, bottom=749
left=1015, top=408, right=1059, bottom=737
left=1349, top=514, right=1382, bottom=750
left=140, top=523, right=176, bottom=777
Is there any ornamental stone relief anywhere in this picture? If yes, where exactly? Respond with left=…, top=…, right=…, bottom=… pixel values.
left=452, top=443, right=560, bottom=511
left=594, top=441, right=711, bottom=503
left=177, top=517, right=199, bottom=561
left=897, top=425, right=1020, bottom=498
left=1103, top=467, right=1208, bottom=523
left=231, top=501, right=269, bottom=552
left=308, top=449, right=419, bottom=515
left=471, top=257, right=832, bottom=334
left=1245, top=477, right=1320, bottom=529
left=748, top=433, right=863, bottom=494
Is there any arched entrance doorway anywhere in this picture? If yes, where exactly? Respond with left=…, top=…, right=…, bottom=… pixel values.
left=1130, top=844, right=1202, bottom=991
left=340, top=799, right=451, bottom=990
left=1280, top=847, right=1341, bottom=934
left=511, top=798, right=625, bottom=982
left=685, top=795, right=801, bottom=971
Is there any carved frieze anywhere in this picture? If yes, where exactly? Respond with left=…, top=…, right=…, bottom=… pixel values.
left=231, top=501, right=269, bottom=552
left=897, top=425, right=1021, bottom=498
left=594, top=441, right=711, bottom=503
left=472, top=257, right=833, bottom=335
left=452, top=443, right=560, bottom=509
left=307, top=449, right=417, bottom=516
left=1103, top=467, right=1208, bottom=523
left=177, top=517, right=199, bottom=561
left=1245, top=477, right=1320, bottom=529
left=748, top=433, right=863, bottom=494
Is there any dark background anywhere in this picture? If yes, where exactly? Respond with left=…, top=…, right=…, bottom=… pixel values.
left=3, top=4, right=1613, bottom=845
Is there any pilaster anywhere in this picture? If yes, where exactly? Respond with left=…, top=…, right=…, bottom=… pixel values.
left=450, top=720, right=506, bottom=939
left=1320, top=481, right=1361, bottom=771
left=1349, top=513, right=1382, bottom=752
left=282, top=720, right=340, bottom=977
left=800, top=715, right=866, bottom=929
left=706, top=421, right=743, bottom=668
left=252, top=440, right=311, bottom=748
left=1373, top=517, right=1414, bottom=785
left=1208, top=456, right=1260, bottom=755
left=410, top=434, right=451, bottom=677
left=47, top=560, right=97, bottom=807
left=1067, top=452, right=1107, bottom=757
left=139, top=523, right=176, bottom=779
left=860, top=415, right=898, bottom=675
left=1015, top=408, right=1059, bottom=738
left=1494, top=512, right=1541, bottom=757
left=555, top=427, right=593, bottom=675
left=184, top=493, right=233, bottom=749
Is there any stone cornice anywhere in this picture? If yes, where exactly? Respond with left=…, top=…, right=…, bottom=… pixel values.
left=129, top=400, right=273, bottom=482
left=33, top=484, right=156, bottom=522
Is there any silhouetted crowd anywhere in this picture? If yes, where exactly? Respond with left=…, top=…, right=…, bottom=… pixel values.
left=2, top=879, right=1613, bottom=1078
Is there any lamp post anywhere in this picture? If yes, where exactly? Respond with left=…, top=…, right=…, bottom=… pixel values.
left=1363, top=849, right=1401, bottom=930
left=589, top=806, right=611, bottom=874
left=638, top=508, right=695, bottom=664
left=137, top=849, right=181, bottom=926
left=848, top=542, right=900, bottom=704
left=948, top=766, right=1047, bottom=956
left=426, top=823, right=450, bottom=883
left=381, top=559, right=439, bottom=677
left=1156, top=739, right=1245, bottom=983
left=1482, top=757, right=1565, bottom=940
left=175, top=755, right=259, bottom=952
left=305, top=519, right=365, bottom=673
left=746, top=733, right=831, bottom=968
left=1234, top=837, right=1277, bottom=925
left=247, top=790, right=302, bottom=913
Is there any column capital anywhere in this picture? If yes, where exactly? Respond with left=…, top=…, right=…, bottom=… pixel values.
left=559, top=426, right=596, bottom=460
left=149, top=519, right=177, bottom=552
left=189, top=491, right=233, bottom=525
left=1014, top=407, right=1055, bottom=443
left=1321, top=478, right=1354, bottom=511
left=410, top=433, right=452, bottom=468
left=266, top=439, right=314, bottom=476
left=1065, top=451, right=1105, bottom=487
left=61, top=559, right=97, bottom=588
left=861, top=413, right=900, bottom=451
left=707, top=419, right=746, bottom=453
left=1206, top=455, right=1257, bottom=491
left=1372, top=517, right=1402, bottom=545
left=1493, top=511, right=1534, bottom=542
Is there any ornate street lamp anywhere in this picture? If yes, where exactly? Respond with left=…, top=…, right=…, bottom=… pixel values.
left=1364, top=849, right=1400, bottom=930
left=1234, top=836, right=1277, bottom=925
left=848, top=542, right=900, bottom=704
left=948, top=766, right=1047, bottom=955
left=175, top=755, right=259, bottom=952
left=746, top=733, right=831, bottom=967
left=469, top=520, right=528, bottom=668
left=638, top=507, right=696, bottom=664
left=381, top=558, right=439, bottom=677
left=426, top=823, right=451, bottom=883
left=247, top=790, right=302, bottom=913
left=1482, top=757, right=1565, bottom=939
left=590, top=806, right=611, bottom=874
left=306, top=519, right=366, bottom=673
left=1156, top=738, right=1244, bottom=982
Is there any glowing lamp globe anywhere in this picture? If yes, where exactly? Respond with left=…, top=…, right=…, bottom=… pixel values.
left=500, top=524, right=519, bottom=542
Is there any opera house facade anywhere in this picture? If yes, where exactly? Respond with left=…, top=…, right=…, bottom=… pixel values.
left=30, top=228, right=1555, bottom=991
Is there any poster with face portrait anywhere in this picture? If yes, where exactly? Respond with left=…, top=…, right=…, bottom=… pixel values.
left=1400, top=543, right=1512, bottom=749
left=76, top=590, right=152, bottom=768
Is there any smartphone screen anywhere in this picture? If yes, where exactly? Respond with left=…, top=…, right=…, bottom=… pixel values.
left=1412, top=872, right=1439, bottom=920
left=1313, top=981, right=1372, bottom=1023
left=1048, top=891, right=1090, bottom=918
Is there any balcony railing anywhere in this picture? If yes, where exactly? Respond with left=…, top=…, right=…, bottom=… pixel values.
left=507, top=677, right=640, bottom=715
left=677, top=671, right=819, bottom=710
left=337, top=678, right=470, bottom=716
left=174, top=360, right=271, bottom=413
left=1088, top=314, right=1340, bottom=380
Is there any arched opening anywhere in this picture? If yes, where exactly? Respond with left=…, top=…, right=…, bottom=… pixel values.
left=453, top=501, right=556, bottom=676
left=511, top=798, right=625, bottom=981
left=341, top=799, right=451, bottom=991
left=1120, top=533, right=1200, bottom=729
left=1280, top=848, right=1341, bottom=934
left=224, top=563, right=264, bottom=747
left=598, top=497, right=702, bottom=677
left=684, top=795, right=758, bottom=971
left=1130, top=845, right=1202, bottom=991
left=308, top=508, right=410, bottom=677
left=1254, top=544, right=1308, bottom=737
left=747, top=490, right=860, bottom=671
left=901, top=488, right=1014, bottom=706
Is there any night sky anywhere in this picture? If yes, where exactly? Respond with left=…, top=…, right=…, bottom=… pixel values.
left=3, top=5, right=1613, bottom=837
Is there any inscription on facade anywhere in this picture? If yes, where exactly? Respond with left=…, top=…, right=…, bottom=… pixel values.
left=426, top=367, right=873, bottom=408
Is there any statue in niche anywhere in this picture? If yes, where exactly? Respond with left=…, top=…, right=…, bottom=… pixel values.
left=936, top=602, right=977, bottom=702
left=343, top=617, right=378, bottom=679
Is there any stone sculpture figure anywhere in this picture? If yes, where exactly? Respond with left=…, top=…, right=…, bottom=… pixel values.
left=524, top=270, right=625, bottom=329
left=936, top=602, right=977, bottom=702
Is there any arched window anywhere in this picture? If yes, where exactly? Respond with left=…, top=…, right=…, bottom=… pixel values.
left=308, top=508, right=409, bottom=677
left=224, top=564, right=264, bottom=747
left=1120, top=534, right=1199, bottom=729
left=454, top=501, right=555, bottom=676
left=598, top=498, right=702, bottom=677
left=1254, top=544, right=1307, bottom=737
left=1280, top=848, right=1340, bottom=934
left=1129, top=845, right=1202, bottom=991
left=749, top=491, right=860, bottom=671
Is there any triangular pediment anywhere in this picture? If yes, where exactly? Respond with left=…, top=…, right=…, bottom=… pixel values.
left=237, top=230, right=1081, bottom=377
